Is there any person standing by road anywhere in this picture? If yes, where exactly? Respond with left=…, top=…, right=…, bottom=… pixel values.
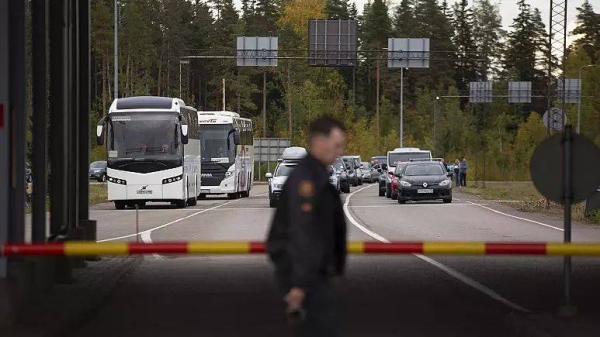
left=453, top=159, right=460, bottom=186
left=459, top=158, right=468, bottom=187
left=267, top=116, right=347, bottom=337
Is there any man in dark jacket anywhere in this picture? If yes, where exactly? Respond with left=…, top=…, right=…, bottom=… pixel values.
left=267, top=116, right=347, bottom=337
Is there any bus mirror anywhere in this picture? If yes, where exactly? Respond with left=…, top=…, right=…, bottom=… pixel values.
left=181, top=125, right=189, bottom=144
left=233, top=131, right=241, bottom=145
left=96, top=117, right=106, bottom=146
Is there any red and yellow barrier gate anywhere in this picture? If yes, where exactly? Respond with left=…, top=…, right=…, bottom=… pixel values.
left=3, top=241, right=600, bottom=256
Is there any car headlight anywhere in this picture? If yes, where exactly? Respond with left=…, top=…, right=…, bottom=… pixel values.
left=225, top=171, right=234, bottom=178
left=273, top=183, right=283, bottom=190
left=400, top=181, right=411, bottom=187
left=439, top=179, right=451, bottom=186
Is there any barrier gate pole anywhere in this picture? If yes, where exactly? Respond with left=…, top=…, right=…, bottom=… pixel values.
left=561, top=125, right=575, bottom=316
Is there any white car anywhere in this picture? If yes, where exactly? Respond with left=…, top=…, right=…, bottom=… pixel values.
left=266, top=147, right=307, bottom=208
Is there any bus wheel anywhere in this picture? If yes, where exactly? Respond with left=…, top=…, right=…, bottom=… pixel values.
left=136, top=201, right=146, bottom=208
left=228, top=193, right=239, bottom=200
left=175, top=199, right=187, bottom=208
left=241, top=191, right=249, bottom=198
left=198, top=194, right=206, bottom=199
left=114, top=201, right=126, bottom=210
left=187, top=197, right=197, bottom=206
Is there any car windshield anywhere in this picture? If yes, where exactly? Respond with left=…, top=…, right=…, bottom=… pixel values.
left=395, top=164, right=407, bottom=175
left=388, top=152, right=430, bottom=167
left=333, top=158, right=345, bottom=171
left=371, top=156, right=386, bottom=164
left=275, top=164, right=295, bottom=177
left=361, top=162, right=370, bottom=169
left=108, top=111, right=181, bottom=160
left=90, top=161, right=106, bottom=168
left=199, top=124, right=236, bottom=164
left=404, top=164, right=445, bottom=176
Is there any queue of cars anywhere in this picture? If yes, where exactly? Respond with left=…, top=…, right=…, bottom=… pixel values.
left=265, top=146, right=453, bottom=208
left=375, top=147, right=454, bottom=204
left=266, top=148, right=382, bottom=208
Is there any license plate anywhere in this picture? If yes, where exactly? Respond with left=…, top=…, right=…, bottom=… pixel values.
left=417, top=189, right=434, bottom=194
left=200, top=189, right=210, bottom=194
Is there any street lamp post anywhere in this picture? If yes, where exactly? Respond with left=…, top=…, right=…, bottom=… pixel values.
left=577, top=64, right=596, bottom=134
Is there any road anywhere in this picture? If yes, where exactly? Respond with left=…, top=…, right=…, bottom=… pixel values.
left=69, top=184, right=600, bottom=337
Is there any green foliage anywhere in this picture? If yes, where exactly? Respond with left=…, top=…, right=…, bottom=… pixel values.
left=87, top=0, right=600, bottom=182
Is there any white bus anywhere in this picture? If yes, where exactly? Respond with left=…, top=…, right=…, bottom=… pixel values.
left=197, top=111, right=254, bottom=199
left=96, top=96, right=201, bottom=210
left=386, top=148, right=432, bottom=174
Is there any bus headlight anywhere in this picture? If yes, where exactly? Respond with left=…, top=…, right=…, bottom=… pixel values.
left=225, top=171, right=234, bottom=178
left=162, top=175, right=183, bottom=184
left=107, top=176, right=127, bottom=185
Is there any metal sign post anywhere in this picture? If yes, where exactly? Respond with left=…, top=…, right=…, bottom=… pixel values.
left=562, top=125, right=574, bottom=313
left=388, top=38, right=430, bottom=147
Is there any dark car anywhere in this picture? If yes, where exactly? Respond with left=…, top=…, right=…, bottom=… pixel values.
left=377, top=163, right=388, bottom=196
left=333, top=157, right=350, bottom=193
left=89, top=161, right=107, bottom=182
left=394, top=161, right=453, bottom=204
left=340, top=157, right=359, bottom=187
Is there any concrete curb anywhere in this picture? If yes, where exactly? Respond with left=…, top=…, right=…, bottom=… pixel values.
left=2, top=256, right=143, bottom=337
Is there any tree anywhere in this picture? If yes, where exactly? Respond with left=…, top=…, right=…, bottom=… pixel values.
left=254, top=0, right=281, bottom=35
left=472, top=0, right=504, bottom=79
left=571, top=0, right=600, bottom=63
left=452, top=0, right=478, bottom=91
left=393, top=0, right=415, bottom=37
left=326, top=0, right=350, bottom=19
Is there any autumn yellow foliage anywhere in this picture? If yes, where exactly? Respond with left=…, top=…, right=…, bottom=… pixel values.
left=278, top=0, right=326, bottom=43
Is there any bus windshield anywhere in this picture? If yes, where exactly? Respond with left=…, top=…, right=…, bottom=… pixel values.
left=108, top=112, right=181, bottom=160
left=388, top=152, right=430, bottom=167
left=200, top=124, right=235, bottom=163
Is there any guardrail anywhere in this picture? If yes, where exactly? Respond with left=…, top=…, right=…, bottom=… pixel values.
left=3, top=241, right=600, bottom=256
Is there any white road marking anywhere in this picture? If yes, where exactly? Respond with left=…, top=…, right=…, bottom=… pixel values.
left=466, top=201, right=564, bottom=232
left=350, top=204, right=474, bottom=208
left=344, top=184, right=531, bottom=314
left=97, top=192, right=269, bottom=243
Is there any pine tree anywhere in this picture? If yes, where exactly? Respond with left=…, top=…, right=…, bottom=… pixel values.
left=255, top=0, right=281, bottom=35
left=473, top=0, right=504, bottom=79
left=393, top=0, right=414, bottom=37
left=572, top=0, right=600, bottom=63
left=349, top=2, right=357, bottom=20
left=452, top=0, right=478, bottom=90
left=326, top=0, right=350, bottom=19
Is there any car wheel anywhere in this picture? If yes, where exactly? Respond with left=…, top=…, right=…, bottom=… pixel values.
left=114, top=201, right=126, bottom=210
left=444, top=198, right=452, bottom=204
left=343, top=184, right=350, bottom=193
left=99, top=174, right=107, bottom=183
left=358, top=179, right=363, bottom=186
left=269, top=198, right=276, bottom=208
left=385, top=184, right=391, bottom=198
left=392, top=193, right=398, bottom=200
left=378, top=187, right=385, bottom=196
left=398, top=198, right=406, bottom=204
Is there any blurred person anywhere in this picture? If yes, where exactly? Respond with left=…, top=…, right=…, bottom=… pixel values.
left=267, top=116, right=347, bottom=337
left=460, top=158, right=468, bottom=187
left=454, top=159, right=460, bottom=186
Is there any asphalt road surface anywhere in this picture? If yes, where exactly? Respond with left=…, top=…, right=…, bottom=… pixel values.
left=69, top=184, right=600, bottom=337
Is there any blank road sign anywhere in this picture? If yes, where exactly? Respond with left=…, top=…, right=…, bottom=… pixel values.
left=508, top=81, right=531, bottom=103
left=557, top=79, right=581, bottom=104
left=237, top=37, right=278, bottom=67
left=308, top=20, right=358, bottom=67
left=388, top=38, right=430, bottom=68
left=469, top=82, right=493, bottom=103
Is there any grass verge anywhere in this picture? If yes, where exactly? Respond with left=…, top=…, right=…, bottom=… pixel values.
left=461, top=182, right=600, bottom=225
left=26, top=184, right=108, bottom=214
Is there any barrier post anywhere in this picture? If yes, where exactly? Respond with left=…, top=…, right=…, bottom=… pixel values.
left=560, top=125, right=576, bottom=316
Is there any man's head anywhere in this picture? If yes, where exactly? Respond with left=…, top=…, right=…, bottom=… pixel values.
left=308, top=116, right=346, bottom=165
left=462, top=158, right=466, bottom=162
